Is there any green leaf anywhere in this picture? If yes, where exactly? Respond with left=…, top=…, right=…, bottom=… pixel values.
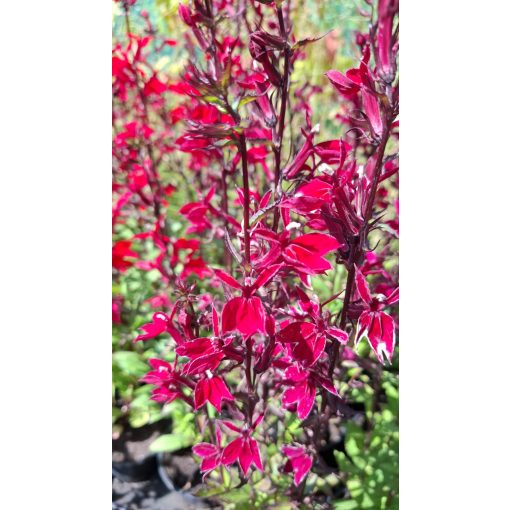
left=334, top=500, right=359, bottom=510
left=149, top=432, right=195, bottom=453
left=113, top=351, right=147, bottom=377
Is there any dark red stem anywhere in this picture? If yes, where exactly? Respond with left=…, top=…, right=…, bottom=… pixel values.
left=272, top=7, right=291, bottom=232
left=239, top=134, right=251, bottom=267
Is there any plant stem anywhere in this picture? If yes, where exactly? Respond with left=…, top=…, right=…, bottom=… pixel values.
left=245, top=336, right=254, bottom=426
left=221, top=167, right=233, bottom=272
left=245, top=337, right=254, bottom=393
left=272, top=7, right=291, bottom=232
left=239, top=133, right=251, bottom=266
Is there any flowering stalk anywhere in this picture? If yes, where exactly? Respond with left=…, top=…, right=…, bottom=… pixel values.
left=329, top=119, right=394, bottom=377
left=115, top=0, right=400, bottom=502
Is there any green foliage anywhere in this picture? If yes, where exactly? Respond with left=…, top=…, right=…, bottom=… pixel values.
left=334, top=374, right=399, bottom=510
left=149, top=400, right=197, bottom=452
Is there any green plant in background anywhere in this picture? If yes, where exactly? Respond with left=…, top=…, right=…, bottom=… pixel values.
left=335, top=372, right=399, bottom=510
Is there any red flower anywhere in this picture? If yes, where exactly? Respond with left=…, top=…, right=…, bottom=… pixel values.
left=282, top=445, right=313, bottom=486
left=112, top=240, right=137, bottom=272
left=279, top=321, right=326, bottom=367
left=220, top=419, right=264, bottom=476
left=326, top=54, right=383, bottom=138
left=194, top=375, right=234, bottom=412
left=376, top=0, right=399, bottom=83
left=252, top=229, right=340, bottom=278
left=221, top=436, right=263, bottom=476
left=140, top=358, right=174, bottom=385
left=283, top=233, right=340, bottom=275
left=143, top=74, right=167, bottom=97
left=112, top=296, right=123, bottom=325
left=222, top=296, right=266, bottom=338
left=192, top=425, right=223, bottom=478
left=135, top=312, right=170, bottom=342
left=281, top=178, right=333, bottom=214
left=281, top=366, right=338, bottom=419
left=181, top=256, right=212, bottom=279
left=192, top=442, right=222, bottom=476
left=179, top=187, right=216, bottom=233
left=354, top=268, right=399, bottom=363
left=216, top=264, right=282, bottom=338
left=140, top=359, right=187, bottom=406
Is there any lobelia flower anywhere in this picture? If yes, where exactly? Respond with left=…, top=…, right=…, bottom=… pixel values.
left=112, top=240, right=138, bottom=272
left=354, top=268, right=399, bottom=363
left=179, top=186, right=216, bottom=234
left=145, top=293, right=171, bottom=309
left=177, top=336, right=226, bottom=375
left=220, top=417, right=264, bottom=476
left=192, top=442, right=222, bottom=477
left=281, top=178, right=333, bottom=215
left=248, top=30, right=285, bottom=87
left=192, top=426, right=223, bottom=478
left=194, top=374, right=234, bottom=412
left=215, top=264, right=282, bottom=337
left=134, top=311, right=170, bottom=342
left=376, top=0, right=399, bottom=83
left=252, top=228, right=341, bottom=279
left=176, top=306, right=242, bottom=375
left=282, top=445, right=313, bottom=486
left=281, top=365, right=338, bottom=419
left=143, top=74, right=167, bottom=97
left=326, top=49, right=383, bottom=139
left=181, top=256, right=212, bottom=279
left=281, top=232, right=341, bottom=275
left=278, top=291, right=348, bottom=367
left=140, top=358, right=188, bottom=406
left=112, top=296, right=123, bottom=325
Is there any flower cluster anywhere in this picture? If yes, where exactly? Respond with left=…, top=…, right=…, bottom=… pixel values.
left=113, top=0, right=399, bottom=496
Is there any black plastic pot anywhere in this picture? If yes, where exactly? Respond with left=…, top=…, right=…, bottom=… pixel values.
left=112, top=453, right=158, bottom=483
left=112, top=419, right=172, bottom=483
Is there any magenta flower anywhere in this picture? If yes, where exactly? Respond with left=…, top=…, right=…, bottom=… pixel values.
left=282, top=445, right=313, bottom=486
left=140, top=358, right=187, bottom=406
left=193, top=442, right=221, bottom=474
left=326, top=54, right=384, bottom=138
left=355, top=268, right=399, bottom=363
left=179, top=186, right=216, bottom=234
left=279, top=321, right=326, bottom=367
left=281, top=366, right=317, bottom=419
left=278, top=294, right=348, bottom=367
left=281, top=366, right=338, bottom=420
left=112, top=240, right=137, bottom=272
left=194, top=375, right=235, bottom=412
left=176, top=336, right=224, bottom=375
left=253, top=228, right=340, bottom=277
left=140, top=358, right=174, bottom=385
left=376, top=0, right=399, bottom=83
left=215, top=264, right=282, bottom=338
left=283, top=233, right=341, bottom=275
left=134, top=312, right=170, bottom=342
left=220, top=419, right=264, bottom=476
left=281, top=178, right=333, bottom=214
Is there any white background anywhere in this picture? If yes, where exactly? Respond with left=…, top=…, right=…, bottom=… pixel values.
left=1, top=0, right=509, bottom=508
